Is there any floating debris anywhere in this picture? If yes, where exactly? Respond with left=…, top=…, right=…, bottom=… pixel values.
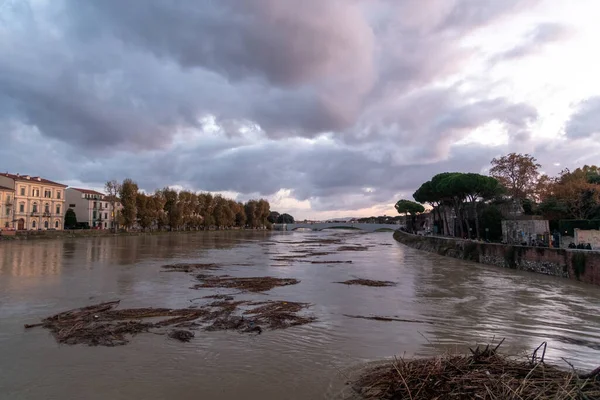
left=336, top=279, right=396, bottom=287
left=351, top=342, right=600, bottom=400
left=310, top=260, right=353, bottom=264
left=343, top=314, right=430, bottom=324
left=161, top=263, right=221, bottom=272
left=193, top=276, right=300, bottom=292
left=202, top=294, right=235, bottom=301
left=337, top=246, right=369, bottom=252
left=168, top=329, right=194, bottom=342
left=25, top=298, right=316, bottom=346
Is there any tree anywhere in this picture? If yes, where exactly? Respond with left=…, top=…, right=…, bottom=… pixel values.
left=136, top=193, right=154, bottom=231
left=161, top=188, right=181, bottom=230
left=277, top=213, right=295, bottom=223
left=414, top=181, right=445, bottom=234
left=65, top=208, right=77, bottom=228
left=450, top=173, right=501, bottom=238
left=119, top=179, right=139, bottom=230
left=479, top=205, right=503, bottom=242
left=550, top=168, right=600, bottom=219
left=267, top=211, right=280, bottom=224
left=394, top=199, right=425, bottom=233
left=234, top=202, right=246, bottom=227
left=490, top=153, right=540, bottom=202
left=105, top=179, right=121, bottom=232
left=256, top=199, right=271, bottom=228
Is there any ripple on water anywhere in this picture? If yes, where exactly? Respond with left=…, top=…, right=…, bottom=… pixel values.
left=1, top=231, right=600, bottom=400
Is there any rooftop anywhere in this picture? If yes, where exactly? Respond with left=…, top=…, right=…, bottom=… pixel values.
left=69, top=187, right=105, bottom=196
left=0, top=185, right=14, bottom=191
left=1, top=173, right=67, bottom=187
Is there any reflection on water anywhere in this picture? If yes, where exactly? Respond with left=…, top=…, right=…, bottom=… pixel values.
left=1, top=230, right=599, bottom=400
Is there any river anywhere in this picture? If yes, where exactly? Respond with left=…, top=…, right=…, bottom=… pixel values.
left=1, top=230, right=599, bottom=399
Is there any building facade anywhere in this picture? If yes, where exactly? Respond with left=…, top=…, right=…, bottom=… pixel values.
left=65, top=188, right=122, bottom=229
left=0, top=185, right=15, bottom=229
left=0, top=173, right=67, bottom=230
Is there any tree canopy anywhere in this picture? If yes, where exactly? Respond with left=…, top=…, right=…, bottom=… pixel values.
left=490, top=153, right=540, bottom=201
left=408, top=152, right=600, bottom=241
left=394, top=199, right=425, bottom=215
left=105, top=179, right=271, bottom=231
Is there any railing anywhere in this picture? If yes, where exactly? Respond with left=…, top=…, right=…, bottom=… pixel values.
left=43, top=212, right=51, bottom=217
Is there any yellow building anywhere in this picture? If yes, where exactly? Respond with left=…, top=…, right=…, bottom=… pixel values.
left=0, top=173, right=67, bottom=230
left=0, top=184, right=15, bottom=229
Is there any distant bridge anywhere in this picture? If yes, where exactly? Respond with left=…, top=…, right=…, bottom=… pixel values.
left=273, top=222, right=401, bottom=232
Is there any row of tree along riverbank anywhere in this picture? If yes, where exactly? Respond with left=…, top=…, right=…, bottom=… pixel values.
left=394, top=230, right=600, bottom=285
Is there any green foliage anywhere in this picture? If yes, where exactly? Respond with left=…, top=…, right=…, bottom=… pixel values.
left=277, top=213, right=295, bottom=224
left=267, top=211, right=280, bottom=224
left=572, top=252, right=587, bottom=279
left=394, top=199, right=425, bottom=215
left=64, top=208, right=77, bottom=228
left=119, top=178, right=139, bottom=230
left=478, top=205, right=503, bottom=241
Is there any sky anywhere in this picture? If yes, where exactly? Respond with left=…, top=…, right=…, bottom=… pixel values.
left=1, top=0, right=600, bottom=220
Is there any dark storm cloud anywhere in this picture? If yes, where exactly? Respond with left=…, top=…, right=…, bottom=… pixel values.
left=564, top=97, right=600, bottom=139
left=1, top=0, right=559, bottom=214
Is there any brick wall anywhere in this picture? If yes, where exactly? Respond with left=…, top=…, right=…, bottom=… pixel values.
left=394, top=230, right=600, bottom=286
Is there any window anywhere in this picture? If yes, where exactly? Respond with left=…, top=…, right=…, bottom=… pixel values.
left=33, top=189, right=40, bottom=197
left=19, top=203, right=24, bottom=213
left=56, top=205, right=61, bottom=215
left=44, top=221, right=48, bottom=229
left=69, top=203, right=76, bottom=208
left=105, top=203, right=108, bottom=208
left=93, top=211, right=97, bottom=219
left=45, top=204, right=50, bottom=213
left=104, top=222, right=107, bottom=228
left=32, top=203, right=38, bottom=213
left=44, top=190, right=52, bottom=198
left=32, top=220, right=36, bottom=229
left=5, top=207, right=10, bottom=216
left=93, top=201, right=97, bottom=208
left=57, top=191, right=61, bottom=199
left=55, top=221, right=59, bottom=228
left=104, top=212, right=108, bottom=219
left=6, top=195, right=10, bottom=202
left=20, top=187, right=25, bottom=196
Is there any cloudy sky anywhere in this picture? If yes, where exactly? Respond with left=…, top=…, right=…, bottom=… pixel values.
left=2, top=0, right=600, bottom=220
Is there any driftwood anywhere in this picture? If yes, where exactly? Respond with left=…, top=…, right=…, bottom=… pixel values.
left=351, top=341, right=600, bottom=400
left=25, top=299, right=315, bottom=346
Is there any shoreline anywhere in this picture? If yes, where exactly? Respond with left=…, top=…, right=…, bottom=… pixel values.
left=393, top=229, right=600, bottom=286
left=0, top=228, right=272, bottom=242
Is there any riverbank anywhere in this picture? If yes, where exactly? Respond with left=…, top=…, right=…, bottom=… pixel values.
left=0, top=227, right=267, bottom=241
left=394, top=230, right=600, bottom=285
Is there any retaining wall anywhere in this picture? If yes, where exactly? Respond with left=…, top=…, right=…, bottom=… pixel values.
left=394, top=230, right=600, bottom=286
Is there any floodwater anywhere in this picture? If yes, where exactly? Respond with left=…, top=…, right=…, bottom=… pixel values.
left=1, top=230, right=600, bottom=400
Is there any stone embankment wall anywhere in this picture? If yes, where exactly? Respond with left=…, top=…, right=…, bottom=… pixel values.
left=394, top=230, right=600, bottom=286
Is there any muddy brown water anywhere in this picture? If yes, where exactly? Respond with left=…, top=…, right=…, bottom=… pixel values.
left=1, top=230, right=600, bottom=399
